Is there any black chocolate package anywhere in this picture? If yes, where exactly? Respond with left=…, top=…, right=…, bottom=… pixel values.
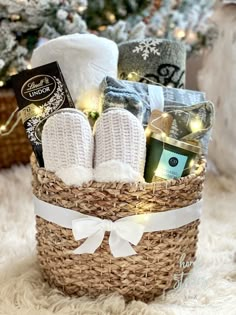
left=12, top=61, right=75, bottom=166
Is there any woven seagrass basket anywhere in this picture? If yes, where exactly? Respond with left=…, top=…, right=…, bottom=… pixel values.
left=0, top=89, right=32, bottom=168
left=32, top=154, right=206, bottom=302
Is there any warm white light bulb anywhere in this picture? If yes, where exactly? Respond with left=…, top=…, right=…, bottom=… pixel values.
left=189, top=159, right=195, bottom=169
left=98, top=25, right=107, bottom=31
left=106, top=12, right=116, bottom=23
left=79, top=90, right=99, bottom=112
left=145, top=126, right=151, bottom=138
left=127, top=72, right=134, bottom=80
left=9, top=69, right=17, bottom=76
left=189, top=117, right=203, bottom=133
left=127, top=72, right=139, bottom=81
left=0, top=81, right=4, bottom=87
left=11, top=14, right=20, bottom=21
left=175, top=29, right=186, bottom=39
left=34, top=107, right=43, bottom=116
left=0, top=125, right=6, bottom=132
left=77, top=5, right=87, bottom=13
left=162, top=113, right=169, bottom=118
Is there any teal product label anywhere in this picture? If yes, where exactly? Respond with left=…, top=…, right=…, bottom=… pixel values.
left=155, top=149, right=188, bottom=179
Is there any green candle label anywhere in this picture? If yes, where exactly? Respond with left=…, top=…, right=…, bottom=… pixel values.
left=154, top=149, right=188, bottom=179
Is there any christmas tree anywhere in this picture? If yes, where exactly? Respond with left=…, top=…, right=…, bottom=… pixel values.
left=0, top=0, right=216, bottom=87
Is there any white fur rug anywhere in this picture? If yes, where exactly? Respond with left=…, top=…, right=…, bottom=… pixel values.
left=0, top=164, right=235, bottom=315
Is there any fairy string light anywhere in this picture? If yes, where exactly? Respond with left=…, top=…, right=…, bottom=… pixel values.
left=0, top=108, right=21, bottom=137
left=148, top=110, right=205, bottom=177
left=126, top=71, right=210, bottom=137
left=127, top=71, right=167, bottom=88
left=150, top=109, right=191, bottom=137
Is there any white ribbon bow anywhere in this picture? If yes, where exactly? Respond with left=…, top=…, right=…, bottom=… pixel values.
left=72, top=217, right=145, bottom=257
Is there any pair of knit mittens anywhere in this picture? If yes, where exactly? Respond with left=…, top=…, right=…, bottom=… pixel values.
left=42, top=108, right=146, bottom=186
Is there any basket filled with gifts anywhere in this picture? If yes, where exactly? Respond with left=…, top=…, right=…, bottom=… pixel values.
left=12, top=34, right=214, bottom=302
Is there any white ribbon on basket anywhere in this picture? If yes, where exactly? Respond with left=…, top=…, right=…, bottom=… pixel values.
left=34, top=196, right=202, bottom=258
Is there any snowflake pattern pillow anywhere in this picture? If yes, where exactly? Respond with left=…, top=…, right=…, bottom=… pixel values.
left=118, top=39, right=186, bottom=89
left=166, top=102, right=215, bottom=155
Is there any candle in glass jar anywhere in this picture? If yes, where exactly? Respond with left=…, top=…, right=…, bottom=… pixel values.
left=144, top=133, right=200, bottom=183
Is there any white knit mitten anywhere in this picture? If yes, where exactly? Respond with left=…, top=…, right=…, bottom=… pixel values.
left=42, top=109, right=93, bottom=186
left=94, top=109, right=146, bottom=183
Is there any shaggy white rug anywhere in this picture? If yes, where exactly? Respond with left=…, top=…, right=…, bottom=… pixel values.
left=0, top=164, right=235, bottom=315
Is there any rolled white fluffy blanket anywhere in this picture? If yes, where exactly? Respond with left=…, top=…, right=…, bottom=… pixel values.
left=31, top=34, right=119, bottom=111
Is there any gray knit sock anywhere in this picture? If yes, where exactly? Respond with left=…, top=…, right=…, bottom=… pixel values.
left=99, top=76, right=205, bottom=127
left=100, top=76, right=164, bottom=127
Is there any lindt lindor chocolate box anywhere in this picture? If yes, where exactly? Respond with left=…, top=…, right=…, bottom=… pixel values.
left=12, top=61, right=75, bottom=167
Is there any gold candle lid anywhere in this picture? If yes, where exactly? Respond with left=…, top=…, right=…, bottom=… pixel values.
left=151, top=132, right=201, bottom=154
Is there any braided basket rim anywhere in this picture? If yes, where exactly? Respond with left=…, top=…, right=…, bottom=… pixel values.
left=31, top=154, right=206, bottom=192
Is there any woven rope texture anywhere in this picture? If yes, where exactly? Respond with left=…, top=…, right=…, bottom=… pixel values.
left=0, top=89, right=32, bottom=168
left=32, top=154, right=206, bottom=302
